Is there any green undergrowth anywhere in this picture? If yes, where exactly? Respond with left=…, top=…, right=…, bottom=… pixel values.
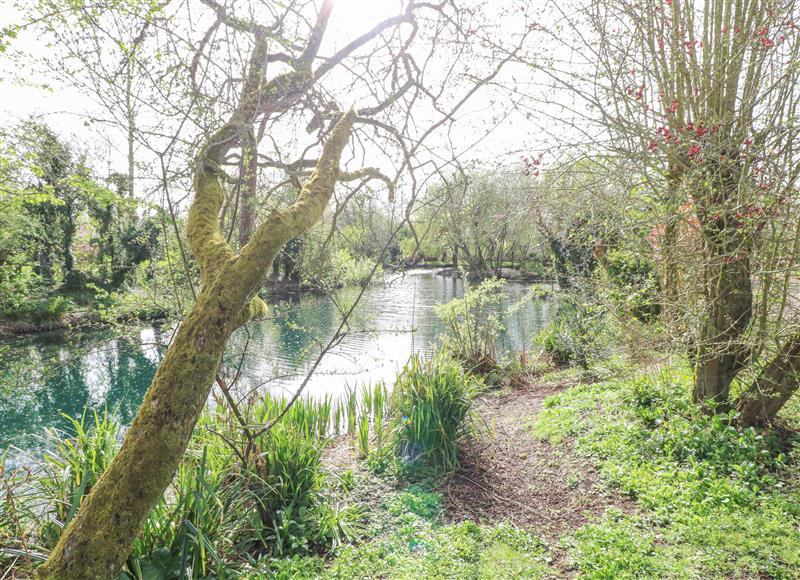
left=249, top=473, right=553, bottom=579
left=534, top=365, right=800, bottom=578
left=1, top=356, right=500, bottom=578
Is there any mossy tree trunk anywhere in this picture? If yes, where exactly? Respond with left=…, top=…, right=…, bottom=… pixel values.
left=692, top=160, right=753, bottom=408
left=37, top=10, right=358, bottom=575
left=237, top=127, right=258, bottom=248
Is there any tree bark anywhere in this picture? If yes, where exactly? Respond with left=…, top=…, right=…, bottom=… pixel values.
left=238, top=127, right=258, bottom=248
left=692, top=159, right=753, bottom=408
left=692, top=234, right=752, bottom=407
left=736, top=330, right=800, bottom=427
left=37, top=111, right=355, bottom=579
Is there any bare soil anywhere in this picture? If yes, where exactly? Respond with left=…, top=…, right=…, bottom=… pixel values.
left=442, top=377, right=636, bottom=571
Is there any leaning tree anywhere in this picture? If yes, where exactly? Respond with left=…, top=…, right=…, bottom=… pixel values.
left=24, top=0, right=534, bottom=576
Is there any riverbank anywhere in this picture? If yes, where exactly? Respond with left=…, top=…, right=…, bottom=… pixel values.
left=436, top=266, right=552, bottom=284
left=0, top=305, right=169, bottom=340
left=2, top=356, right=799, bottom=577
left=303, top=361, right=800, bottom=578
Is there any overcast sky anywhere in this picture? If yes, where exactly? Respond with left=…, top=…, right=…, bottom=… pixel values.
left=0, top=0, right=569, bottom=201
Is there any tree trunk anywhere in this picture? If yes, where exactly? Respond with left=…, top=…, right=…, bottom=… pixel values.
left=37, top=54, right=355, bottom=574
left=692, top=215, right=752, bottom=407
left=63, top=211, right=75, bottom=275
left=736, top=331, right=800, bottom=427
left=37, top=285, right=242, bottom=578
left=126, top=60, right=135, bottom=199
left=548, top=238, right=571, bottom=290
left=660, top=215, right=679, bottom=322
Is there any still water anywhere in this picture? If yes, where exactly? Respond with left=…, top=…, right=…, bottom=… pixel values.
left=0, top=270, right=552, bottom=461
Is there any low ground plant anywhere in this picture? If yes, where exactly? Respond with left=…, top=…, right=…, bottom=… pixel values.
left=534, top=365, right=800, bottom=577
left=249, top=476, right=552, bottom=579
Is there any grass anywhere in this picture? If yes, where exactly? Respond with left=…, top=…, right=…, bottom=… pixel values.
left=391, top=355, right=481, bottom=471
left=534, top=364, right=800, bottom=578
left=247, top=474, right=553, bottom=579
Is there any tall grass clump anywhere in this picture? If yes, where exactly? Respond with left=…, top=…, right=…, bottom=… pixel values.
left=128, top=421, right=239, bottom=578
left=391, top=355, right=480, bottom=471
left=340, top=382, right=390, bottom=461
left=434, top=278, right=507, bottom=373
left=236, top=395, right=364, bottom=558
left=1, top=398, right=366, bottom=577
left=10, top=409, right=237, bottom=577
left=37, top=409, right=120, bottom=547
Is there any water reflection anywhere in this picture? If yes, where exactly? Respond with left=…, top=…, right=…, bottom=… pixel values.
left=0, top=328, right=166, bottom=463
left=1, top=270, right=552, bottom=459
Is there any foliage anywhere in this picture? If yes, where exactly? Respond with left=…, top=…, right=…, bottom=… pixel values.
left=0, top=394, right=374, bottom=577
left=241, top=396, right=331, bottom=557
left=40, top=409, right=119, bottom=522
left=390, top=355, right=481, bottom=471
left=330, top=248, right=381, bottom=287
left=599, top=249, right=660, bottom=323
left=536, top=291, right=608, bottom=369
left=535, top=367, right=800, bottom=577
left=0, top=122, right=161, bottom=323
left=567, top=510, right=672, bottom=579
left=434, top=278, right=507, bottom=372
left=295, top=226, right=383, bottom=291
left=128, top=441, right=237, bottom=579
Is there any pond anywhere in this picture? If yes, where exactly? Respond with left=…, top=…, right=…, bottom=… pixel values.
left=0, top=269, right=553, bottom=464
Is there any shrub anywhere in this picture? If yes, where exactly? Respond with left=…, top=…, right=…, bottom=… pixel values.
left=536, top=292, right=607, bottom=368
left=601, top=249, right=660, bottom=323
left=434, top=279, right=507, bottom=372
left=391, top=356, right=480, bottom=471
left=299, top=241, right=382, bottom=291
left=0, top=294, right=75, bottom=322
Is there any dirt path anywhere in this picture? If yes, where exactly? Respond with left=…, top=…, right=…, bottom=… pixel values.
left=442, top=379, right=635, bottom=569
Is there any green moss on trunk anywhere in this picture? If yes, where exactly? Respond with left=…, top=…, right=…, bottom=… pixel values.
left=38, top=110, right=356, bottom=579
